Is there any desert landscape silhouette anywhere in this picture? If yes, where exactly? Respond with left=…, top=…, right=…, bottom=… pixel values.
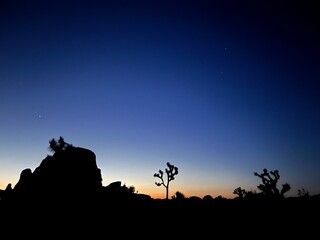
left=1, top=136, right=319, bottom=235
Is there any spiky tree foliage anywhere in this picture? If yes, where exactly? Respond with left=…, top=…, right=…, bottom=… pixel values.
left=48, top=136, right=73, bottom=154
left=297, top=188, right=309, bottom=198
left=154, top=162, right=178, bottom=200
left=233, top=187, right=247, bottom=199
left=254, top=168, right=291, bottom=198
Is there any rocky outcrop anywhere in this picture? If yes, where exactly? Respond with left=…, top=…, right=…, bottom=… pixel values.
left=13, top=146, right=103, bottom=201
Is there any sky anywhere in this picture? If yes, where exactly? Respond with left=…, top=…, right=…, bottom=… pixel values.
left=0, top=0, right=319, bottom=199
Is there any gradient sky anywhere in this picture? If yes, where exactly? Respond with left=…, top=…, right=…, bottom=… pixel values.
left=1, top=0, right=319, bottom=199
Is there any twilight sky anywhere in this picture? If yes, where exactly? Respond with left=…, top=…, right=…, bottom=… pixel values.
left=0, top=0, right=319, bottom=199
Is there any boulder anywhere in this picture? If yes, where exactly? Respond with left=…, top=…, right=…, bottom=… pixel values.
left=13, top=146, right=103, bottom=201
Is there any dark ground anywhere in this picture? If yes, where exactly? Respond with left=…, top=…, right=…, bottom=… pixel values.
left=1, top=194, right=318, bottom=238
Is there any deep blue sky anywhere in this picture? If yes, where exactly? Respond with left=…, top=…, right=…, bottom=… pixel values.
left=1, top=0, right=319, bottom=198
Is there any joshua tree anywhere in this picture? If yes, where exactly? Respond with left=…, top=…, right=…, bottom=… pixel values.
left=233, top=187, right=247, bottom=199
left=297, top=188, right=309, bottom=198
left=48, top=136, right=73, bottom=154
left=254, top=168, right=291, bottom=198
left=154, top=162, right=178, bottom=200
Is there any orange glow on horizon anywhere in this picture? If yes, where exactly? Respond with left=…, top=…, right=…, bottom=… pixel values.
left=0, top=180, right=236, bottom=200
left=137, top=188, right=236, bottom=200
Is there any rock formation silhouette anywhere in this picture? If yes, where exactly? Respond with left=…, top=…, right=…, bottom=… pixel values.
left=12, top=145, right=103, bottom=203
